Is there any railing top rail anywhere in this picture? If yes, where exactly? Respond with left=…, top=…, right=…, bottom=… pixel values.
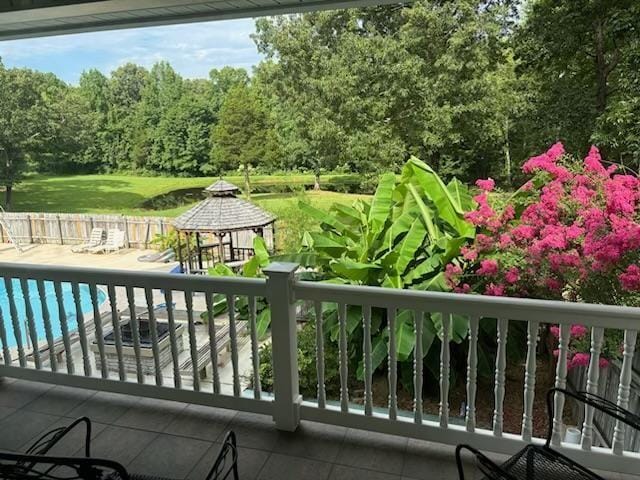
left=0, top=262, right=266, bottom=296
left=294, top=280, right=640, bottom=329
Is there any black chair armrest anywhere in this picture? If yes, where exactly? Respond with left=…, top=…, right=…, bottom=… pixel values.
left=205, top=431, right=238, bottom=480
left=25, top=417, right=92, bottom=457
left=545, top=388, right=640, bottom=447
left=455, top=444, right=518, bottom=480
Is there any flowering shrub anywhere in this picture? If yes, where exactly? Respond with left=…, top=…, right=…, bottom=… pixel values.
left=548, top=324, right=623, bottom=370
left=446, top=142, right=640, bottom=367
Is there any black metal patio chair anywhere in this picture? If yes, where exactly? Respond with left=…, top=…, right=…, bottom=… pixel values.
left=456, top=387, right=640, bottom=480
left=0, top=417, right=239, bottom=480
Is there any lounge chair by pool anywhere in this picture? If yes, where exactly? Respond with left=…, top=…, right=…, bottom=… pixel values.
left=71, top=227, right=104, bottom=253
left=88, top=228, right=125, bottom=254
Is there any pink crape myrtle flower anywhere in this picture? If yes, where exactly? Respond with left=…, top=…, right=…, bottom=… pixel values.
left=619, top=265, right=640, bottom=292
left=475, top=178, right=495, bottom=192
left=477, top=259, right=499, bottom=276
left=570, top=324, right=588, bottom=338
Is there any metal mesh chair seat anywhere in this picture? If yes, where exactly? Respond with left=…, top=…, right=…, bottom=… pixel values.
left=497, top=445, right=603, bottom=480
left=457, top=388, right=640, bottom=480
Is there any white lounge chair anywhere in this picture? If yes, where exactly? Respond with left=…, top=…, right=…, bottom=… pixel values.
left=89, top=229, right=125, bottom=254
left=71, top=228, right=104, bottom=253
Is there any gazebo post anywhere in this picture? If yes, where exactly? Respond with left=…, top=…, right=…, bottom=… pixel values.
left=196, top=232, right=203, bottom=270
left=218, top=233, right=225, bottom=264
left=176, top=230, right=184, bottom=273
left=184, top=231, right=192, bottom=273
left=229, top=231, right=235, bottom=261
left=271, top=222, right=277, bottom=253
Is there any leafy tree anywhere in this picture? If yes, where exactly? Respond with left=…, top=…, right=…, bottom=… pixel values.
left=152, top=89, right=214, bottom=175
left=209, top=84, right=280, bottom=192
left=209, top=66, right=249, bottom=115
left=515, top=0, right=640, bottom=166
left=0, top=63, right=93, bottom=206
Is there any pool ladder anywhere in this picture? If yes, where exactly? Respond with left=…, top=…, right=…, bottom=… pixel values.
left=0, top=204, right=23, bottom=253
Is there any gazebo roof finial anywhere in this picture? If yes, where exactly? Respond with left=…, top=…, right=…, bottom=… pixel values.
left=204, top=179, right=240, bottom=197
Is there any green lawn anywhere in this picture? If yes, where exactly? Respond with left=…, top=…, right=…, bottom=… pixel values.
left=9, top=173, right=365, bottom=217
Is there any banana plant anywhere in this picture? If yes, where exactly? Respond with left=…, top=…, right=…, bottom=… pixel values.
left=277, top=157, right=476, bottom=385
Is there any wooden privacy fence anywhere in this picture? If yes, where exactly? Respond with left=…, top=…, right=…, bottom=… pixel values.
left=0, top=212, right=174, bottom=249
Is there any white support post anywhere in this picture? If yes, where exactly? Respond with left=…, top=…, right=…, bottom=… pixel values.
left=264, top=262, right=301, bottom=432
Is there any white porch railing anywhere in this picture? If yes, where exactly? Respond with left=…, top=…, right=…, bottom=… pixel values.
left=0, top=261, right=639, bottom=474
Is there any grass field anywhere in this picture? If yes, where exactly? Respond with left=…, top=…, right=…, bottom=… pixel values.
left=9, top=173, right=366, bottom=217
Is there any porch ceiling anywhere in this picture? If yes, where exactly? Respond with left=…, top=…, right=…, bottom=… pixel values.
left=0, top=0, right=404, bottom=41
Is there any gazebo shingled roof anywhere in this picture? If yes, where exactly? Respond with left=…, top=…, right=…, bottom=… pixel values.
left=173, top=180, right=275, bottom=233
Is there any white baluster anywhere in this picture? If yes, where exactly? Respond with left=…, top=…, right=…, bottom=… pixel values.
left=439, top=311, right=451, bottom=428
left=204, top=291, right=220, bottom=394
left=413, top=310, right=424, bottom=424
left=72, top=283, right=91, bottom=376
left=581, top=327, right=604, bottom=450
left=106, top=284, right=124, bottom=381
left=37, top=280, right=57, bottom=372
left=89, top=283, right=107, bottom=378
left=521, top=320, right=539, bottom=441
left=126, top=286, right=144, bottom=384
left=315, top=301, right=326, bottom=409
left=4, top=278, right=25, bottom=367
left=466, top=316, right=479, bottom=432
left=338, top=302, right=349, bottom=413
left=493, top=318, right=509, bottom=436
left=0, top=305, right=11, bottom=365
left=185, top=290, right=200, bottom=392
left=248, top=296, right=261, bottom=400
left=551, top=323, right=571, bottom=446
left=363, top=304, right=373, bottom=416
left=163, top=289, right=182, bottom=389
left=54, top=281, right=75, bottom=374
left=227, top=294, right=240, bottom=396
left=19, top=278, right=41, bottom=369
left=144, top=288, right=162, bottom=386
left=612, top=329, right=638, bottom=455
left=388, top=307, right=398, bottom=420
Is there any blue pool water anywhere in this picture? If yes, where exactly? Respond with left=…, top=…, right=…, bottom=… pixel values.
left=0, top=279, right=107, bottom=349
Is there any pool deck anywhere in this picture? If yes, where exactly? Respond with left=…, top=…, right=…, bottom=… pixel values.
left=0, top=243, right=178, bottom=273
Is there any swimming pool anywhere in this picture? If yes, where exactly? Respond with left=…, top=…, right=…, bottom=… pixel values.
left=0, top=279, right=107, bottom=349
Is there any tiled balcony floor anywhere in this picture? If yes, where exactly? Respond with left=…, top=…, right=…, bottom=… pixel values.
left=0, top=378, right=628, bottom=480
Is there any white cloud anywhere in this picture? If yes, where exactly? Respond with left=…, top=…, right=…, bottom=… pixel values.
left=0, top=18, right=263, bottom=81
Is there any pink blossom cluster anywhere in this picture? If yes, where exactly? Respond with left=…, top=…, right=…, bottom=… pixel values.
left=549, top=324, right=610, bottom=370
left=455, top=143, right=640, bottom=299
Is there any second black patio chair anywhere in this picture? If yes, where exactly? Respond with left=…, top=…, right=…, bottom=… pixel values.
left=456, top=387, right=640, bottom=480
left=0, top=416, right=239, bottom=480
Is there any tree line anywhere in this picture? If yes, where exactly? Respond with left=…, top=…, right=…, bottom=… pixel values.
left=1, top=0, right=639, bottom=207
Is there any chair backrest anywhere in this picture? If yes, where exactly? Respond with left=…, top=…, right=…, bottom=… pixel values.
left=104, top=229, right=125, bottom=248
left=89, top=228, right=104, bottom=244
left=112, top=229, right=126, bottom=248
left=206, top=431, right=239, bottom=480
left=545, top=387, right=640, bottom=448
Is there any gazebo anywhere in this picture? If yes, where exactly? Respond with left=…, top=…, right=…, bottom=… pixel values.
left=172, top=180, right=276, bottom=274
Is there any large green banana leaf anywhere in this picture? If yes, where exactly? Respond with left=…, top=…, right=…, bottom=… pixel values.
left=368, top=173, right=396, bottom=235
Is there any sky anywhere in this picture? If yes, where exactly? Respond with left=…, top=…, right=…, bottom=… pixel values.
left=0, top=18, right=263, bottom=84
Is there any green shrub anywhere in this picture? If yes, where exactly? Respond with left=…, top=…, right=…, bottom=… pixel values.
left=258, top=319, right=341, bottom=399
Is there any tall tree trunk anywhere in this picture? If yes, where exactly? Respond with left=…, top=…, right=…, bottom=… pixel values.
left=594, top=19, right=608, bottom=114
left=314, top=170, right=321, bottom=190
left=4, top=184, right=12, bottom=211
left=504, top=118, right=512, bottom=188
left=243, top=163, right=251, bottom=199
